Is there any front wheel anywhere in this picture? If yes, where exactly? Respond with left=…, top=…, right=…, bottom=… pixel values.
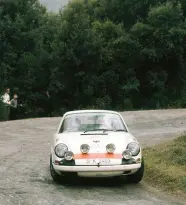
left=127, top=157, right=144, bottom=183
left=50, top=155, right=61, bottom=183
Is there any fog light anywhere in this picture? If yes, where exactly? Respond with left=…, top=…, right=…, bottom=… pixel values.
left=64, top=151, right=74, bottom=161
left=106, top=143, right=116, bottom=153
left=122, top=149, right=132, bottom=160
left=80, top=144, right=90, bottom=154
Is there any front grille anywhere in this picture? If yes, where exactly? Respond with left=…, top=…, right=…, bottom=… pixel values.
left=59, top=159, right=75, bottom=166
left=121, top=158, right=136, bottom=165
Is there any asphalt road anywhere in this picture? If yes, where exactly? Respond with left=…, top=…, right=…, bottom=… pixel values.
left=0, top=109, right=186, bottom=205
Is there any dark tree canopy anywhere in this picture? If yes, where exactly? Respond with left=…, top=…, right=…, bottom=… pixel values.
left=1, top=0, right=186, bottom=118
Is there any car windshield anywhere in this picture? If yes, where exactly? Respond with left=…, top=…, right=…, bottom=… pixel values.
left=59, top=112, right=127, bottom=133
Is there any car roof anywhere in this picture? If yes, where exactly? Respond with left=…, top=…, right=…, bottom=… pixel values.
left=63, top=109, right=120, bottom=116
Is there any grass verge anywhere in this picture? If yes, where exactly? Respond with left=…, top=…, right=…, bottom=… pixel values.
left=143, top=135, right=186, bottom=196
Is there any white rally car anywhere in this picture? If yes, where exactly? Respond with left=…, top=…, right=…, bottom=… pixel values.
left=50, top=110, right=144, bottom=183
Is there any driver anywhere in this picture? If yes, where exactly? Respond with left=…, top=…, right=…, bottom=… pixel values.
left=97, top=116, right=111, bottom=130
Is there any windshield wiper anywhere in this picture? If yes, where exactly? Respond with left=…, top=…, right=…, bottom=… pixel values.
left=114, top=129, right=127, bottom=132
left=84, top=129, right=113, bottom=133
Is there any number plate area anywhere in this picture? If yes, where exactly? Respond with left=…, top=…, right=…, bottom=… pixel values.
left=75, top=158, right=121, bottom=166
left=86, top=158, right=111, bottom=165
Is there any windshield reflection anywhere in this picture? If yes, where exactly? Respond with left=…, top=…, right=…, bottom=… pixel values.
left=59, top=112, right=127, bottom=133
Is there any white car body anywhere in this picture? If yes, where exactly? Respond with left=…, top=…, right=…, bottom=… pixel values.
left=50, top=110, right=143, bottom=180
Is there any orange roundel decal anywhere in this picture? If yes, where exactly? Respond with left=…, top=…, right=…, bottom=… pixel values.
left=74, top=153, right=122, bottom=159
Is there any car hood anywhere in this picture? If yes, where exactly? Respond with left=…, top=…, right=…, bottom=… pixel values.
left=54, top=131, right=138, bottom=154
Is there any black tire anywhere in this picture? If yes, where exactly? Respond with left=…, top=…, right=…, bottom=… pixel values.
left=50, top=155, right=61, bottom=183
left=127, top=157, right=144, bottom=183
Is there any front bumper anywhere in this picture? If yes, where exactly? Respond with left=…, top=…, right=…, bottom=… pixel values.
left=53, top=163, right=141, bottom=172
left=53, top=163, right=141, bottom=177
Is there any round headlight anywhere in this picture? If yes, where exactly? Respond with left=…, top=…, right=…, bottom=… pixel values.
left=80, top=144, right=90, bottom=154
left=122, top=149, right=132, bottom=159
left=106, top=143, right=116, bottom=153
left=127, top=142, right=140, bottom=156
left=64, top=151, right=74, bottom=161
left=55, top=143, right=68, bottom=158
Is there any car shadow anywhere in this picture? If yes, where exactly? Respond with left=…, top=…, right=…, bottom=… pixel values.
left=36, top=167, right=142, bottom=190
left=55, top=175, right=140, bottom=189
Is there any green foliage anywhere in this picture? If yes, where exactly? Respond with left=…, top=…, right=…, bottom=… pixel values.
left=1, top=0, right=186, bottom=118
left=144, top=135, right=186, bottom=196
